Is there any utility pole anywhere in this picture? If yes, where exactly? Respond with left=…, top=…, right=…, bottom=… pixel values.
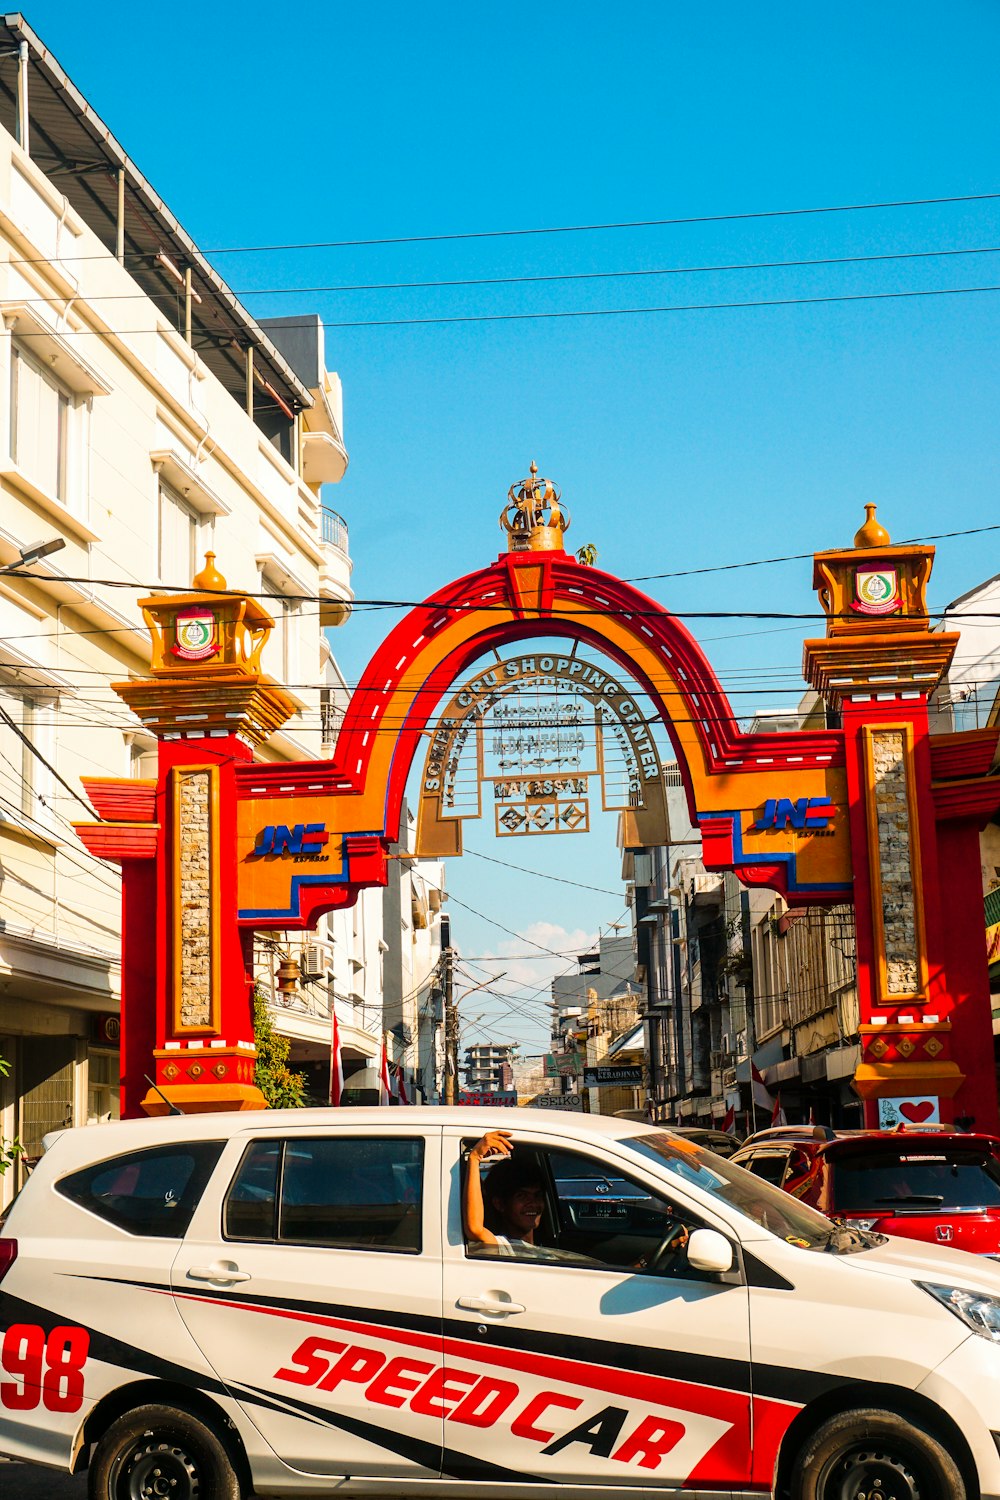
left=443, top=946, right=456, bottom=1105
left=442, top=962, right=507, bottom=1106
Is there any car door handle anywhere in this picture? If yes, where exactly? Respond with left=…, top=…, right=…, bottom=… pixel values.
left=456, top=1294, right=526, bottom=1316
left=186, top=1262, right=252, bottom=1285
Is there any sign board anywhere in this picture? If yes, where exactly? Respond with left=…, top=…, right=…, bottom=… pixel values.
left=458, top=1090, right=517, bottom=1107
left=525, top=1093, right=583, bottom=1110
left=584, top=1065, right=644, bottom=1088
left=877, top=1095, right=940, bottom=1129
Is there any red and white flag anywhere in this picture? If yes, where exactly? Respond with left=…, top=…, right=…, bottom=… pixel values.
left=751, top=1062, right=774, bottom=1113
left=379, top=1035, right=395, bottom=1105
left=722, top=1103, right=736, bottom=1135
left=396, top=1064, right=410, bottom=1105
left=771, top=1092, right=788, bottom=1127
left=329, top=1005, right=344, bottom=1107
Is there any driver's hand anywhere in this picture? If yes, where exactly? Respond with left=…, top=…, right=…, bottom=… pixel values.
left=471, top=1131, right=513, bottom=1163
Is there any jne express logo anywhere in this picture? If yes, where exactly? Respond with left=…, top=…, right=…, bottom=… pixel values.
left=751, top=797, right=833, bottom=832
left=251, top=823, right=330, bottom=860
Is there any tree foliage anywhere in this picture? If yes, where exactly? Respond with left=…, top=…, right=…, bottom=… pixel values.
left=0, top=1051, right=20, bottom=1174
left=252, top=988, right=309, bottom=1109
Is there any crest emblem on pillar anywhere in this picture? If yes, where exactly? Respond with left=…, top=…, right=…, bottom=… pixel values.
left=853, top=568, right=901, bottom=616
left=172, top=604, right=219, bottom=660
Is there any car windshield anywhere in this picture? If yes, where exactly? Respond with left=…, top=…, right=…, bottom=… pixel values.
left=831, top=1148, right=1000, bottom=1212
left=626, top=1131, right=856, bottom=1251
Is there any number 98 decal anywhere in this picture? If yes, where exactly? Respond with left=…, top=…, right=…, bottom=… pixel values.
left=1, top=1323, right=90, bottom=1413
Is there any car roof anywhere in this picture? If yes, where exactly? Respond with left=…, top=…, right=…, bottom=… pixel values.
left=821, top=1130, right=1000, bottom=1155
left=40, top=1105, right=659, bottom=1158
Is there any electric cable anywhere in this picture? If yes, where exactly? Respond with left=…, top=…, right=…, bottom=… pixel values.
left=463, top=846, right=624, bottom=897
left=197, top=190, right=1000, bottom=254
left=0, top=697, right=98, bottom=820
left=10, top=279, right=1000, bottom=336
left=8, top=242, right=1000, bottom=304
left=5, top=188, right=998, bottom=271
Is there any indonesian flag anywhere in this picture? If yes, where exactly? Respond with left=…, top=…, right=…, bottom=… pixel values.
left=396, top=1065, right=410, bottom=1105
left=722, top=1103, right=736, bottom=1135
left=329, top=1006, right=344, bottom=1107
left=751, top=1062, right=775, bottom=1113
left=771, top=1092, right=788, bottom=1127
left=379, top=1035, right=395, bottom=1105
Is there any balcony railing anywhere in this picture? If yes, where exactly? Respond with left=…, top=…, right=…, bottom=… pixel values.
left=986, top=885, right=1000, bottom=929
left=321, top=506, right=349, bottom=552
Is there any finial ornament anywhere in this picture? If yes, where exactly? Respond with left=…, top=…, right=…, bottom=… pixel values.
left=192, top=551, right=228, bottom=592
left=854, top=504, right=891, bottom=550
left=500, top=462, right=571, bottom=553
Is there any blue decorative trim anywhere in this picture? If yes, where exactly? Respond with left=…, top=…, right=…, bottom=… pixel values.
left=238, top=871, right=350, bottom=920
left=698, top=809, right=853, bottom=895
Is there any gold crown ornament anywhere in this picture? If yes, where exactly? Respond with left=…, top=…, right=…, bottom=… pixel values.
left=500, top=461, right=570, bottom=552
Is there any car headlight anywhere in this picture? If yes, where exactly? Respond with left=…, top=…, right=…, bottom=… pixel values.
left=843, top=1216, right=881, bottom=1231
left=919, top=1282, right=1000, bottom=1342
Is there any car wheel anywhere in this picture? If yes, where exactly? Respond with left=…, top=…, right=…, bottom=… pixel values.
left=791, top=1408, right=965, bottom=1500
left=88, top=1403, right=243, bottom=1500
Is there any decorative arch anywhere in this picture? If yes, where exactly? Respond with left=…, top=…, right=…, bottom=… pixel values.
left=233, top=548, right=852, bottom=926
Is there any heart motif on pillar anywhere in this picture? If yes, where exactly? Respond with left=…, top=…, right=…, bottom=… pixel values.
left=899, top=1100, right=935, bottom=1124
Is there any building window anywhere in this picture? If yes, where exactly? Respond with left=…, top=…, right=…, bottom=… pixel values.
left=158, top=483, right=204, bottom=587
left=261, top=576, right=299, bottom=687
left=128, top=736, right=158, bottom=780
left=10, top=340, right=71, bottom=502
left=87, top=1051, right=121, bottom=1125
left=0, top=680, right=54, bottom=823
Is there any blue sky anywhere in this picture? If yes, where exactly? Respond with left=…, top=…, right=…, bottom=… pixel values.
left=35, top=2, right=1000, bottom=1051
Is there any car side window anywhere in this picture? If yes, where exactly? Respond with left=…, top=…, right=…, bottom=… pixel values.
left=742, top=1149, right=791, bottom=1186
left=467, top=1141, right=713, bottom=1279
left=225, top=1136, right=424, bottom=1253
left=57, top=1141, right=225, bottom=1237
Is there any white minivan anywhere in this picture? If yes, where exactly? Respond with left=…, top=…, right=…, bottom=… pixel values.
left=3, top=1106, right=1000, bottom=1500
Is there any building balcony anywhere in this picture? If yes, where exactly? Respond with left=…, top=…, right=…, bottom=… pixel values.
left=689, top=872, right=724, bottom=907
left=319, top=505, right=354, bottom=626
left=987, top=886, right=1000, bottom=977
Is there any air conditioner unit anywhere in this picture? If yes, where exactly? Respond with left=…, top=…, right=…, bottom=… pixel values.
left=722, top=1068, right=738, bottom=1090
left=301, top=943, right=331, bottom=982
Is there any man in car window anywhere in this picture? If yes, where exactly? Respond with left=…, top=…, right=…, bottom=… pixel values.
left=464, top=1130, right=551, bottom=1256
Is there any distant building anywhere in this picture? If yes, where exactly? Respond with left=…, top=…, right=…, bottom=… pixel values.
left=464, top=1042, right=513, bottom=1092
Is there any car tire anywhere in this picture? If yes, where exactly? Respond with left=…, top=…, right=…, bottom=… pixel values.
left=791, top=1407, right=965, bottom=1500
left=88, top=1402, right=243, bottom=1500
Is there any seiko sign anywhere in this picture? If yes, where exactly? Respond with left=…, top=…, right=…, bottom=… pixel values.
left=751, top=797, right=833, bottom=832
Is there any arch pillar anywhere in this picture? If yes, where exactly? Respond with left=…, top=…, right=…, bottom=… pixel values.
left=804, top=508, right=998, bottom=1128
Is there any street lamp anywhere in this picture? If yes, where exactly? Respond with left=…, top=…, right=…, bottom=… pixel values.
left=0, top=538, right=66, bottom=575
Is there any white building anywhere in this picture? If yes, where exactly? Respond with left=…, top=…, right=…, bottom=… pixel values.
left=0, top=17, right=364, bottom=1199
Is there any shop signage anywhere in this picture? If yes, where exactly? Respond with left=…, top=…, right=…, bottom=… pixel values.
left=458, top=1090, right=517, bottom=1107
left=877, top=1095, right=940, bottom=1128
left=251, top=823, right=330, bottom=858
left=90, top=1013, right=121, bottom=1047
left=584, top=1065, right=643, bottom=1088
left=752, top=797, right=833, bottom=832
left=527, top=1093, right=583, bottom=1110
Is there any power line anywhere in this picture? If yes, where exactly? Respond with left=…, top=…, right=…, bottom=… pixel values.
left=8, top=243, right=1000, bottom=304
left=319, top=281, right=1000, bottom=330
left=464, top=846, right=623, bottom=897
left=447, top=893, right=599, bottom=958
left=0, top=699, right=98, bottom=820
left=4, top=190, right=998, bottom=274
left=10, top=280, right=1000, bottom=338
left=197, top=190, right=1000, bottom=256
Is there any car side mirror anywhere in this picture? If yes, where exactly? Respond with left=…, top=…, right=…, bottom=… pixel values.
left=686, top=1228, right=733, bottom=1274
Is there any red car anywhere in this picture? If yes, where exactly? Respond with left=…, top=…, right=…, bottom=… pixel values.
left=731, top=1128, right=1000, bottom=1255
